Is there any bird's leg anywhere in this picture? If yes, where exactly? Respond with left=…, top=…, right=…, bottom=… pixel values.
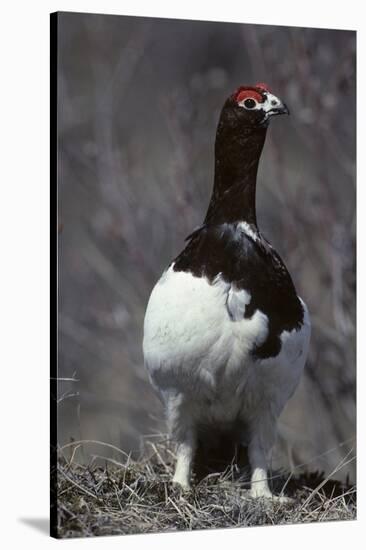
left=166, top=393, right=196, bottom=491
left=247, top=412, right=277, bottom=499
left=248, top=436, right=273, bottom=499
left=172, top=433, right=196, bottom=491
left=248, top=432, right=293, bottom=503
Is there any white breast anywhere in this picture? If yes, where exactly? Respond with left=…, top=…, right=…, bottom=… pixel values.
left=143, top=264, right=310, bottom=425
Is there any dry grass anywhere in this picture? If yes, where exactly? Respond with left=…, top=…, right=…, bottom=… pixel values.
left=54, top=438, right=356, bottom=538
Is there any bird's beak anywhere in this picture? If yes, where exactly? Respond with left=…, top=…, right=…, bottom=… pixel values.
left=270, top=102, right=290, bottom=116
left=265, top=94, right=290, bottom=117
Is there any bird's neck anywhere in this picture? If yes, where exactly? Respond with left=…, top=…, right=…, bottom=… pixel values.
left=204, top=124, right=267, bottom=227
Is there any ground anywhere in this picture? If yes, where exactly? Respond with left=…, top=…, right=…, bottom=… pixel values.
left=54, top=439, right=356, bottom=538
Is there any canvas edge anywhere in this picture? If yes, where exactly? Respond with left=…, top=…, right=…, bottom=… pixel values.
left=50, top=10, right=59, bottom=540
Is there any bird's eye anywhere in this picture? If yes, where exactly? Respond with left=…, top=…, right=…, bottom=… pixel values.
left=244, top=98, right=256, bottom=109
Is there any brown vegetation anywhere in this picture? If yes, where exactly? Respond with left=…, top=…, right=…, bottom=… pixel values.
left=55, top=438, right=356, bottom=538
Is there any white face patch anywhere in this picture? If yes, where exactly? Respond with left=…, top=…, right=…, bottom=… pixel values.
left=237, top=91, right=286, bottom=123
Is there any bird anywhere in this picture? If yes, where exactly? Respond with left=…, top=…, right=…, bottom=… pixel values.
left=143, top=83, right=311, bottom=500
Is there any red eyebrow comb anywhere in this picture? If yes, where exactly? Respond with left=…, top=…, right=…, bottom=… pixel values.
left=235, top=89, right=263, bottom=103
left=233, top=83, right=271, bottom=103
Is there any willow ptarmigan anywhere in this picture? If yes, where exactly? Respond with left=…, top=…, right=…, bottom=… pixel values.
left=143, top=84, right=311, bottom=500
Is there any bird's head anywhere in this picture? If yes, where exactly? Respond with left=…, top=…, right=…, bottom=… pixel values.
left=223, top=83, right=289, bottom=129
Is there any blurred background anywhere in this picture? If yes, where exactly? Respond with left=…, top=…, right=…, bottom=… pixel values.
left=57, top=12, right=356, bottom=481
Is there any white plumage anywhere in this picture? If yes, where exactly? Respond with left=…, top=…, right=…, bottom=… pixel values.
left=143, top=264, right=310, bottom=497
